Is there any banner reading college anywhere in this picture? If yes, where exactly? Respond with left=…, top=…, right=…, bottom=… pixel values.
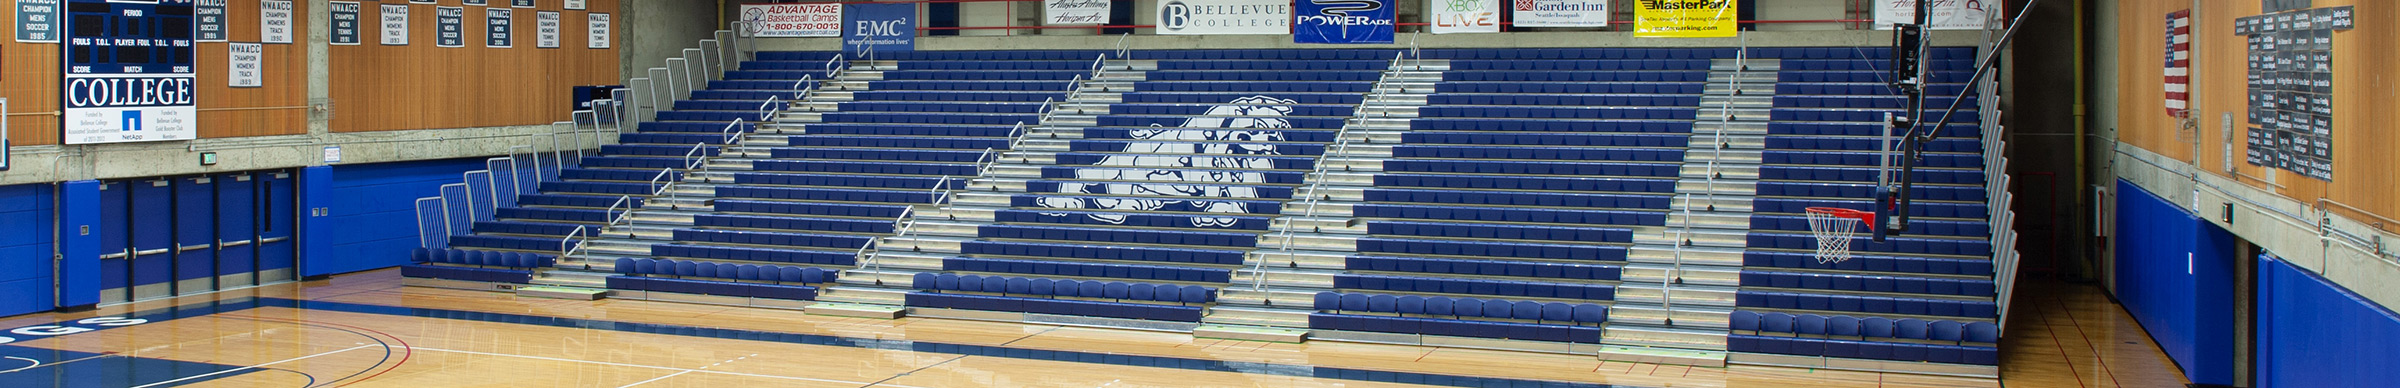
left=1633, top=0, right=1735, bottom=38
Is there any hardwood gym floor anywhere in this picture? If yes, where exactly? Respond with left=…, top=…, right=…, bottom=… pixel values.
left=0, top=270, right=2185, bottom=387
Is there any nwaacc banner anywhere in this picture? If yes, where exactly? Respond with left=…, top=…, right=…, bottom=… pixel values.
left=1633, top=0, right=1736, bottom=38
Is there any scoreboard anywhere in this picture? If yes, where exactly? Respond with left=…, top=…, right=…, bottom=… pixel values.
left=62, top=0, right=197, bottom=145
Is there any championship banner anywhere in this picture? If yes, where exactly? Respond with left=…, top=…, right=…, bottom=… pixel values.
left=62, top=0, right=198, bottom=145
left=15, top=0, right=60, bottom=43
left=586, top=13, right=609, bottom=49
left=381, top=3, right=409, bottom=46
left=1429, top=0, right=1497, bottom=34
left=535, top=11, right=559, bottom=48
left=1512, top=0, right=1609, bottom=28
left=436, top=6, right=465, bottom=47
left=261, top=0, right=295, bottom=44
left=739, top=3, right=840, bottom=38
left=1157, top=0, right=1289, bottom=35
left=1873, top=0, right=1994, bottom=30
left=1295, top=0, right=1392, bottom=44
left=1633, top=0, right=1736, bottom=38
left=1045, top=0, right=1110, bottom=25
left=842, top=3, right=913, bottom=52
left=228, top=43, right=262, bottom=88
left=330, top=1, right=361, bottom=45
left=486, top=8, right=513, bottom=48
left=195, top=0, right=225, bottom=42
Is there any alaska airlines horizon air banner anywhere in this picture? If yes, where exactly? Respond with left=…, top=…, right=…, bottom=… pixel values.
left=1295, top=0, right=1392, bottom=44
left=63, top=0, right=199, bottom=145
left=1633, top=0, right=1736, bottom=38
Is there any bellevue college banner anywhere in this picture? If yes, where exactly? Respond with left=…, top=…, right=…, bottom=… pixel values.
left=1296, top=0, right=1393, bottom=44
left=1157, top=0, right=1289, bottom=35
left=1633, top=0, right=1736, bottom=38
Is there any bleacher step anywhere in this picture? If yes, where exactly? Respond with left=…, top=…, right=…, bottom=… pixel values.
left=1614, top=283, right=1739, bottom=307
left=818, top=285, right=913, bottom=305
left=516, top=286, right=609, bottom=300
left=1604, top=304, right=1734, bottom=328
left=1621, top=264, right=1742, bottom=287
left=1630, top=246, right=1745, bottom=266
left=1603, top=323, right=1730, bottom=350
left=1595, top=346, right=1728, bottom=368
left=1193, top=325, right=1310, bottom=343
left=807, top=302, right=908, bottom=319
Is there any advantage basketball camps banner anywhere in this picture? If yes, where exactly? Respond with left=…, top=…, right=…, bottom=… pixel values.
left=740, top=3, right=841, bottom=38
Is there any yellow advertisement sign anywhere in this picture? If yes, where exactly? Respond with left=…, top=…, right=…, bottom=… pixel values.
left=1634, top=0, right=1737, bottom=38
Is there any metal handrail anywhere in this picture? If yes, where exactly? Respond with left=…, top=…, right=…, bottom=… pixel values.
left=1090, top=54, right=1108, bottom=79
left=824, top=53, right=847, bottom=79
left=757, top=96, right=783, bottom=122
left=1251, top=51, right=1405, bottom=291
left=1113, top=33, right=1131, bottom=59
left=1662, top=37, right=1753, bottom=320
left=791, top=74, right=817, bottom=100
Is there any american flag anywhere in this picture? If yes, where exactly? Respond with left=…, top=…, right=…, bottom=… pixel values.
left=2165, top=10, right=2190, bottom=116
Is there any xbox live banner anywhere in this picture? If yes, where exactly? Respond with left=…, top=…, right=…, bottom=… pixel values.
left=1633, top=0, right=1736, bottom=38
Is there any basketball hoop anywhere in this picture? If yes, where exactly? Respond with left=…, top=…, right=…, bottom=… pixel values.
left=1804, top=207, right=1877, bottom=264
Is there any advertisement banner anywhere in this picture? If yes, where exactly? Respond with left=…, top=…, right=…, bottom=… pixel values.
left=1633, top=0, right=1736, bottom=38
left=1295, top=0, right=1393, bottom=44
left=842, top=3, right=913, bottom=53
left=1512, top=0, right=1609, bottom=28
left=1157, top=0, right=1289, bottom=35
left=62, top=0, right=198, bottom=145
left=1045, top=0, right=1110, bottom=25
left=740, top=4, right=841, bottom=38
left=1429, top=0, right=1497, bottom=34
left=1872, top=0, right=1994, bottom=30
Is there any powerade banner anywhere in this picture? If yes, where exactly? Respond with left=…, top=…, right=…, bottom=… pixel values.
left=1633, top=0, right=1736, bottom=38
left=62, top=0, right=199, bottom=145
left=842, top=3, right=912, bottom=53
left=1295, top=0, right=1392, bottom=44
left=1157, top=0, right=1289, bottom=35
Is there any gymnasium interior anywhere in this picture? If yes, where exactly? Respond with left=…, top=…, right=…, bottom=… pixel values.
left=0, top=0, right=2386, bottom=386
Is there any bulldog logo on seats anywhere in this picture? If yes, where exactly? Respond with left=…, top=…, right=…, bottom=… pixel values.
left=1037, top=96, right=1297, bottom=228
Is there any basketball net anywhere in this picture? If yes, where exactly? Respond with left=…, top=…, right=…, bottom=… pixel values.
left=1804, top=207, right=1874, bottom=264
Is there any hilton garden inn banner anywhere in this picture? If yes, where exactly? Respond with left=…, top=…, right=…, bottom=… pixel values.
left=1157, top=0, right=1290, bottom=35
left=1512, top=0, right=1609, bottom=28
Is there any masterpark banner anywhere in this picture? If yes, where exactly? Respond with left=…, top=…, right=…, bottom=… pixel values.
left=1633, top=0, right=1736, bottom=38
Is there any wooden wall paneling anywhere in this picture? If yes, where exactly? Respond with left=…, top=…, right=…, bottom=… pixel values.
left=2, top=3, right=65, bottom=146
left=197, top=0, right=312, bottom=139
left=330, top=0, right=620, bottom=133
left=2118, top=0, right=2400, bottom=227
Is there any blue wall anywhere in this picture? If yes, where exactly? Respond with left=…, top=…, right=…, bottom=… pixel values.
left=2111, top=179, right=2235, bottom=385
left=2258, top=254, right=2400, bottom=387
left=310, top=157, right=490, bottom=277
left=0, top=184, right=55, bottom=317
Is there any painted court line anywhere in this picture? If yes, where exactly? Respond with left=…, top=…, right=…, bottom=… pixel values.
left=409, top=347, right=927, bottom=388
left=130, top=344, right=380, bottom=388
left=0, top=356, right=39, bottom=373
